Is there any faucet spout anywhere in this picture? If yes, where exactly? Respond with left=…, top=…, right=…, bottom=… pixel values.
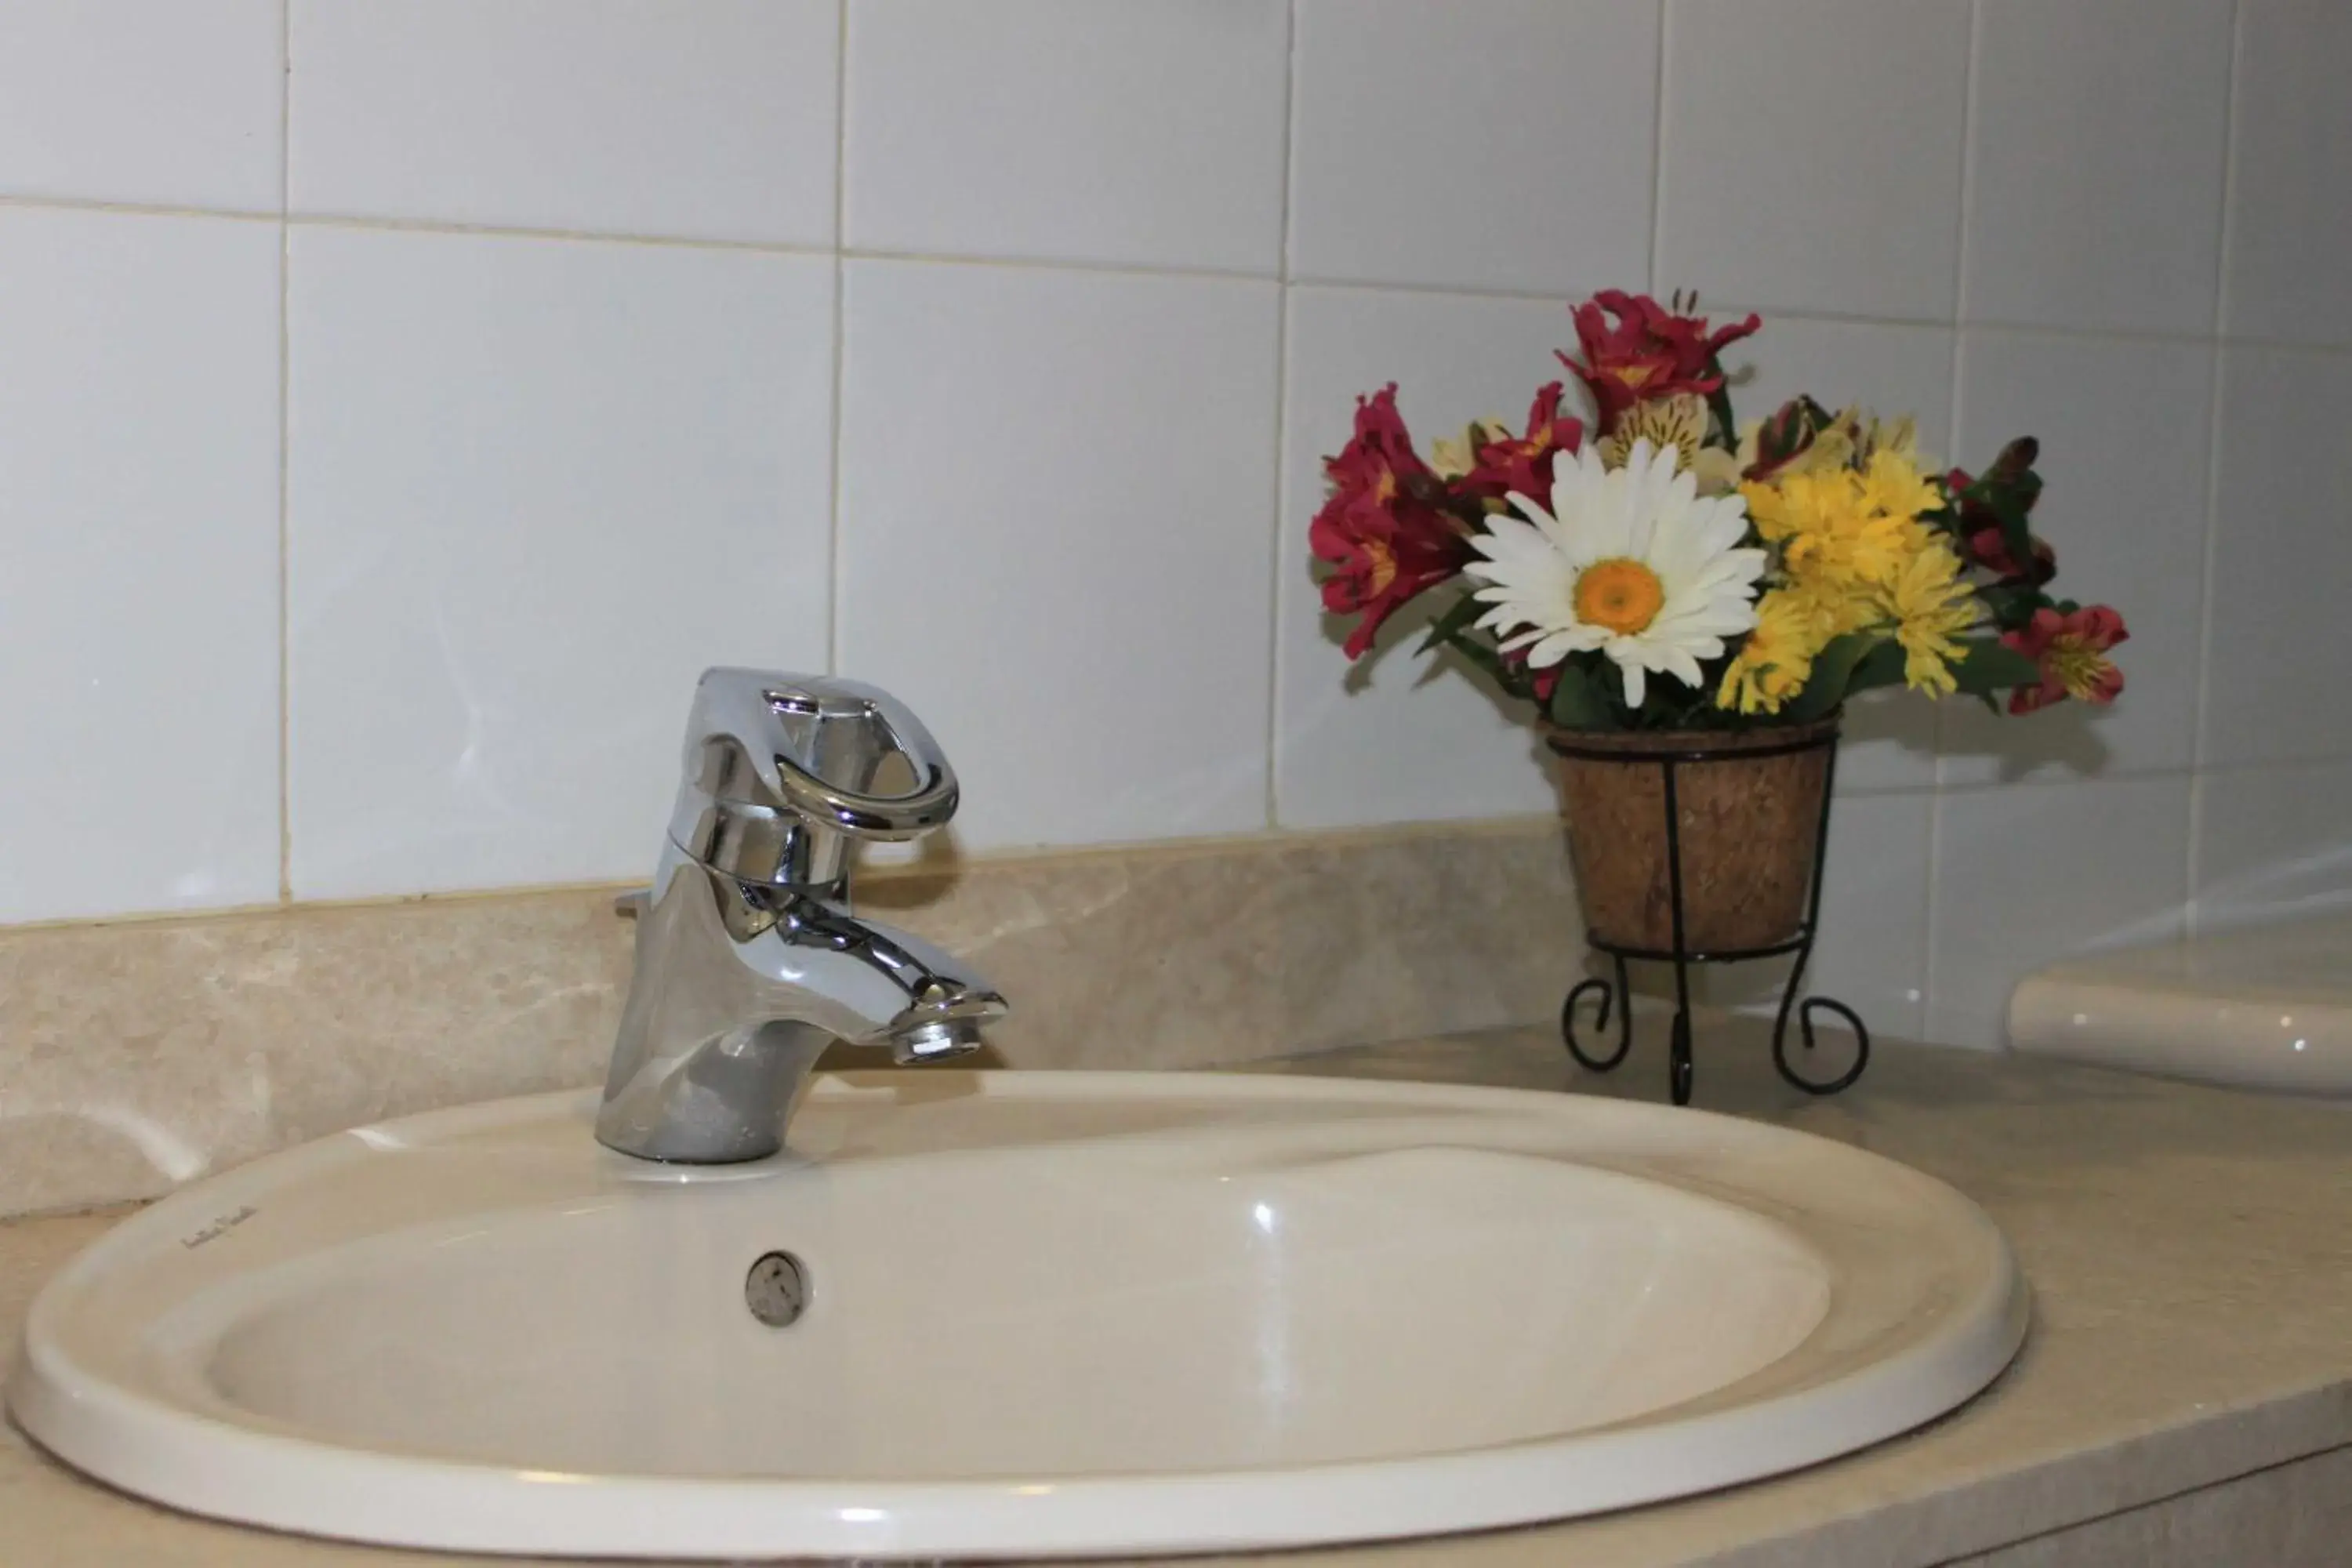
left=593, top=671, right=1007, bottom=1163
left=594, top=855, right=1004, bottom=1162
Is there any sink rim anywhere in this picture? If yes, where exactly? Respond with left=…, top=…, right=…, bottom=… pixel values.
left=8, top=1071, right=2030, bottom=1560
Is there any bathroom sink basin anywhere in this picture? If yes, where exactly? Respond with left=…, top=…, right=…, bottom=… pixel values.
left=8, top=1071, right=2026, bottom=1559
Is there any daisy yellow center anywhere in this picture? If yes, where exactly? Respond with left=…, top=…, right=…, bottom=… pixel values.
left=1573, top=557, right=1665, bottom=636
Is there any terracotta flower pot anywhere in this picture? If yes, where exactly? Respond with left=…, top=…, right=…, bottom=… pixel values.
left=1545, top=716, right=1839, bottom=955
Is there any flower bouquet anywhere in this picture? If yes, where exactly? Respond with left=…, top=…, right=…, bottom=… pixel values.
left=1311, top=289, right=2124, bottom=731
left=1309, top=290, right=2128, bottom=1098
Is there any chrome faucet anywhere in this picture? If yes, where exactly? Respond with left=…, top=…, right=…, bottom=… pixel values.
left=595, top=669, right=1006, bottom=1163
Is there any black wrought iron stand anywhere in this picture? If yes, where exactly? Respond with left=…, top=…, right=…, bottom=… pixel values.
left=1554, top=726, right=1868, bottom=1107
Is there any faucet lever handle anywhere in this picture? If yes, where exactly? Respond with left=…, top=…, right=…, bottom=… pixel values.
left=689, top=668, right=959, bottom=843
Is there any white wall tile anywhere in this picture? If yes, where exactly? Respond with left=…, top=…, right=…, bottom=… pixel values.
left=1708, top=792, right=1933, bottom=1040
left=1657, top=0, right=1971, bottom=321
left=1965, top=0, right=2233, bottom=334
left=2204, top=347, right=2352, bottom=769
left=1288, top=0, right=1657, bottom=294
left=289, top=0, right=839, bottom=244
left=0, top=209, right=281, bottom=923
left=286, top=228, right=834, bottom=899
left=0, top=0, right=2336, bottom=1040
left=1941, top=331, right=2212, bottom=782
left=2195, top=762, right=2352, bottom=931
left=0, top=0, right=283, bottom=212
left=1928, top=778, right=2190, bottom=1047
left=2226, top=0, right=2352, bottom=346
left=837, top=261, right=1279, bottom=851
left=1277, top=286, right=1581, bottom=830
left=1722, top=311, right=1958, bottom=792
left=844, top=0, right=1288, bottom=273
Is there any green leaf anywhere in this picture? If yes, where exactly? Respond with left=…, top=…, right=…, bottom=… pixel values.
left=1415, top=593, right=1485, bottom=657
left=1977, top=583, right=2052, bottom=632
left=1704, top=381, right=1739, bottom=449
left=1948, top=637, right=2041, bottom=698
left=1441, top=631, right=1511, bottom=689
left=1844, top=637, right=1908, bottom=697
left=1783, top=631, right=1880, bottom=724
left=1546, top=659, right=1617, bottom=731
left=1984, top=491, right=2035, bottom=579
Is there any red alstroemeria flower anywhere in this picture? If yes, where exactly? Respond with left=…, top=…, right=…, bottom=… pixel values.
left=1461, top=382, right=1584, bottom=503
left=1559, top=290, right=1761, bottom=431
left=1310, top=385, right=1468, bottom=659
left=1324, top=382, right=1428, bottom=499
left=1947, top=465, right=2056, bottom=584
left=1965, top=524, right=2056, bottom=585
left=2002, top=606, right=2128, bottom=714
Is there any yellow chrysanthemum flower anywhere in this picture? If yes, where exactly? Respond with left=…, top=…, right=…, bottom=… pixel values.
left=1858, top=448, right=1941, bottom=524
left=1741, top=468, right=1915, bottom=591
left=1721, top=423, right=1974, bottom=710
left=1780, top=570, right=1880, bottom=638
left=1716, top=588, right=1833, bottom=715
left=1886, top=538, right=1977, bottom=696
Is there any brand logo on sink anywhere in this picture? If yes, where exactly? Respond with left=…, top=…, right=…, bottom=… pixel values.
left=180, top=1206, right=257, bottom=1250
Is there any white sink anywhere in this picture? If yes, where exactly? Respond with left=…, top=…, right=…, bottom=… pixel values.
left=8, top=1071, right=2027, bottom=1559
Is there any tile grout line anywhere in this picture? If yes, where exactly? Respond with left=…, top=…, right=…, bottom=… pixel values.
left=1262, top=0, right=1301, bottom=833
left=2209, top=0, right=2246, bottom=349
left=1646, top=0, right=1669, bottom=296
left=826, top=0, right=850, bottom=676
left=4, top=182, right=2343, bottom=358
left=837, top=243, right=1275, bottom=288
left=2187, top=0, right=2249, bottom=938
left=285, top=208, right=836, bottom=255
left=2, top=747, right=2318, bottom=938
left=1919, top=782, right=1949, bottom=1047
left=1919, top=0, right=1986, bottom=1040
left=1287, top=271, right=2267, bottom=353
left=0, top=191, right=281, bottom=224
left=1949, top=0, right=1984, bottom=333
left=274, top=0, right=294, bottom=906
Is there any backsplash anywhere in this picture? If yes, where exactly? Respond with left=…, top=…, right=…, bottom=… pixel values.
left=0, top=822, right=1578, bottom=1218
left=2, top=0, right=2349, bottom=1051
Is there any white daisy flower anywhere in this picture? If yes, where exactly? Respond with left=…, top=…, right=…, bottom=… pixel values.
left=1463, top=438, right=1766, bottom=709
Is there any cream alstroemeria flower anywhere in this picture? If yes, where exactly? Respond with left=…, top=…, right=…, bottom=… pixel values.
left=1597, top=393, right=1708, bottom=472
left=1428, top=417, right=1512, bottom=481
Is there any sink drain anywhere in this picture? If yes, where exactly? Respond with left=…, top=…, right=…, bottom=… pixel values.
left=744, top=1250, right=810, bottom=1327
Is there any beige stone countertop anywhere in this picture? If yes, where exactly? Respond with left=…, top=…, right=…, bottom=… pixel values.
left=2, top=1016, right=2349, bottom=1567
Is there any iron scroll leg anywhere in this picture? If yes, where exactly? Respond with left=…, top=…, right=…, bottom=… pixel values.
left=1771, top=985, right=1871, bottom=1094
left=1561, top=950, right=1633, bottom=1072
left=1660, top=756, right=1697, bottom=1106
left=1768, top=739, right=1870, bottom=1094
